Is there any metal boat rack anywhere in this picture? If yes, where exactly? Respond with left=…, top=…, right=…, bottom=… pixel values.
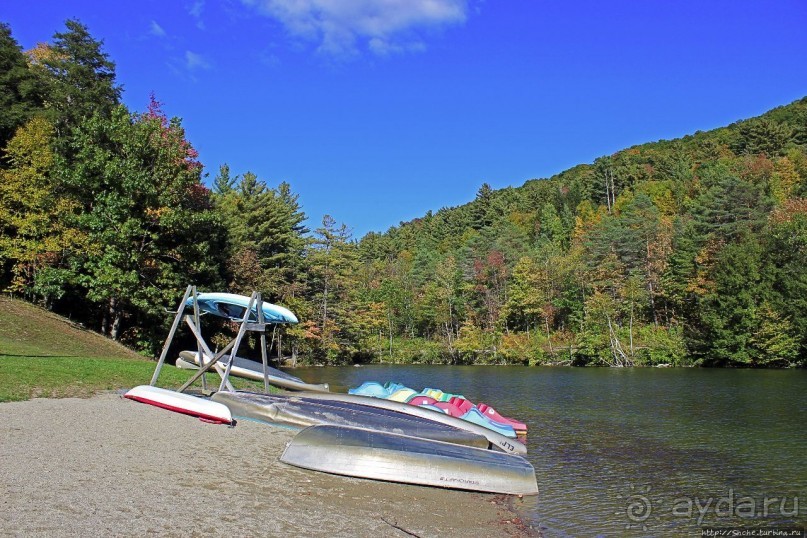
left=149, top=285, right=277, bottom=394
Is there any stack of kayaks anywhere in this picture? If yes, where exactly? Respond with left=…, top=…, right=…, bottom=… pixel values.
left=348, top=381, right=528, bottom=437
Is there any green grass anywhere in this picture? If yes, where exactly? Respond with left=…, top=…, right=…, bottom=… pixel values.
left=0, top=356, right=185, bottom=401
left=0, top=296, right=265, bottom=402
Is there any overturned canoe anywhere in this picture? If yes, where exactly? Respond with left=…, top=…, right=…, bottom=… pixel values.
left=124, top=385, right=233, bottom=425
left=211, top=391, right=489, bottom=449
left=281, top=424, right=539, bottom=495
left=276, top=391, right=528, bottom=455
left=187, top=292, right=298, bottom=324
left=178, top=351, right=329, bottom=393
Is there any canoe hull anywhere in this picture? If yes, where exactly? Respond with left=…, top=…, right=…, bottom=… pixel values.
left=212, top=391, right=489, bottom=449
left=274, top=391, right=527, bottom=455
left=281, top=424, right=539, bottom=495
left=178, top=351, right=329, bottom=393
left=124, top=385, right=233, bottom=424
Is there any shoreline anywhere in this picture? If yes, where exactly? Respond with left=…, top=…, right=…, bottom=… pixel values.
left=0, top=393, right=535, bottom=537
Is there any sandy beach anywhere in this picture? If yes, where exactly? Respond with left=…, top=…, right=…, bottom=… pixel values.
left=0, top=393, right=534, bottom=537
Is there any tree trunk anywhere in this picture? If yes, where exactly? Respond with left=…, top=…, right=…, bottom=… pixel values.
left=387, top=310, right=394, bottom=359
left=109, top=297, right=122, bottom=341
left=629, top=303, right=635, bottom=360
left=545, top=316, right=554, bottom=355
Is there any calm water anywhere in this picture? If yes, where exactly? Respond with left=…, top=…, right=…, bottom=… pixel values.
left=290, top=365, right=807, bottom=537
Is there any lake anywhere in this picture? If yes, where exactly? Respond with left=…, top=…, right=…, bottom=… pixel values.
left=291, top=365, right=807, bottom=536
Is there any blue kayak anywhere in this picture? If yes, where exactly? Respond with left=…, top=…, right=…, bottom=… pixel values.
left=186, top=292, right=298, bottom=324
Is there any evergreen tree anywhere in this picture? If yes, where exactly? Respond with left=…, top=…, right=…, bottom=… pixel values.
left=688, top=238, right=769, bottom=365
left=689, top=169, right=771, bottom=242
left=306, top=215, right=357, bottom=362
left=212, top=169, right=308, bottom=297
left=212, top=163, right=236, bottom=194
left=0, top=23, right=43, bottom=152
left=29, top=19, right=121, bottom=139
left=470, top=183, right=495, bottom=229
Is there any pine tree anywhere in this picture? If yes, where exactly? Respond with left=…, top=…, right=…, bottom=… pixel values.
left=0, top=23, right=43, bottom=152
left=29, top=19, right=121, bottom=139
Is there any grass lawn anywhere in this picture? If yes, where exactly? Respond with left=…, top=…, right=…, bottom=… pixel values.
left=0, top=296, right=265, bottom=402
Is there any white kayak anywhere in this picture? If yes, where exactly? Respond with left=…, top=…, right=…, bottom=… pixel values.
left=177, top=351, right=330, bottom=392
left=124, top=385, right=233, bottom=425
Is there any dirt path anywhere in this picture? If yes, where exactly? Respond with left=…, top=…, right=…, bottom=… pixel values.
left=0, top=393, right=533, bottom=537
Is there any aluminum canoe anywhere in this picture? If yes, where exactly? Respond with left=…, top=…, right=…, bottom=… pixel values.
left=211, top=391, right=489, bottom=449
left=178, top=351, right=329, bottom=392
left=280, top=424, right=539, bottom=495
left=273, top=390, right=527, bottom=455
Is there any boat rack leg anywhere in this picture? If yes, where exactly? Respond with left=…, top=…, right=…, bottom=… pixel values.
left=260, top=295, right=272, bottom=394
left=218, top=292, right=259, bottom=393
left=150, top=285, right=195, bottom=386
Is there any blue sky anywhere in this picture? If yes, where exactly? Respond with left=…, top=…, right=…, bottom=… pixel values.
left=4, top=1, right=807, bottom=237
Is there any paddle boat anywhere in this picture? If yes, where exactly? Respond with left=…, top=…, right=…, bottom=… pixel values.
left=478, top=402, right=528, bottom=435
left=347, top=381, right=526, bottom=438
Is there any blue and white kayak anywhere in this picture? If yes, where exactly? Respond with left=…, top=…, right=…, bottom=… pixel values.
left=186, top=292, right=298, bottom=324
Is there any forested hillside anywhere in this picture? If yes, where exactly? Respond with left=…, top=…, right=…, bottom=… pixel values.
left=1, top=20, right=805, bottom=367
left=354, top=102, right=807, bottom=367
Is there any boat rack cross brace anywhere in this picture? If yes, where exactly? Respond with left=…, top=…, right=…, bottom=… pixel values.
left=149, top=285, right=292, bottom=394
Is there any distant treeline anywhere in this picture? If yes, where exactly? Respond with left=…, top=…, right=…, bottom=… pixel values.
left=1, top=20, right=805, bottom=367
